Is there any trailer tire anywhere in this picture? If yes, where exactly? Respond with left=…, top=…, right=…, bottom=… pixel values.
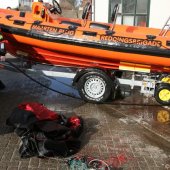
left=155, top=83, right=170, bottom=105
left=77, top=70, right=112, bottom=103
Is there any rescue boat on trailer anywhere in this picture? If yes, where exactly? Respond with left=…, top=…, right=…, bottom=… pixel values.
left=0, top=0, right=169, bottom=104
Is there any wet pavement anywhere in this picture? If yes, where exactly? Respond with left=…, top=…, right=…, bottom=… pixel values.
left=0, top=56, right=170, bottom=170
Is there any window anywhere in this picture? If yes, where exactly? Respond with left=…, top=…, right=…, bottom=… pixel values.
left=109, top=0, right=150, bottom=27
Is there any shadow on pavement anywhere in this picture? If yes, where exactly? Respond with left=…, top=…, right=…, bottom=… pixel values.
left=80, top=118, right=99, bottom=148
left=0, top=125, right=14, bottom=135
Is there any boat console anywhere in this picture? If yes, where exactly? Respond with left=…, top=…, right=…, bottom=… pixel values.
left=31, top=0, right=112, bottom=32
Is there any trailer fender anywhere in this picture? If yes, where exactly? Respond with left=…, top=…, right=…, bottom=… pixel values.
left=72, top=68, right=107, bottom=87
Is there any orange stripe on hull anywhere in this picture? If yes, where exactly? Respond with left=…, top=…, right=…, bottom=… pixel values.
left=5, top=34, right=170, bottom=64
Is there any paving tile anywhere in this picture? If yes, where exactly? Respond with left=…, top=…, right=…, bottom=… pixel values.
left=0, top=61, right=169, bottom=170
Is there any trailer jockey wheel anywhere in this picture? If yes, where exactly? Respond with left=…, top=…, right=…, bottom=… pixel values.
left=155, top=83, right=170, bottom=105
left=77, top=70, right=112, bottom=103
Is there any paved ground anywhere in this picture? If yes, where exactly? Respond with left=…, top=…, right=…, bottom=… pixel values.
left=0, top=58, right=170, bottom=170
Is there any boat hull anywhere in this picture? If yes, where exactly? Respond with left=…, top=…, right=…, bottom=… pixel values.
left=3, top=31, right=170, bottom=73
left=0, top=7, right=170, bottom=73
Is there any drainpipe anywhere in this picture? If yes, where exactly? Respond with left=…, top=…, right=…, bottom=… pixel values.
left=92, top=0, right=95, bottom=21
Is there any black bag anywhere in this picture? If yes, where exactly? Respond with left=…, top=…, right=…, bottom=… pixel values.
left=7, top=102, right=84, bottom=158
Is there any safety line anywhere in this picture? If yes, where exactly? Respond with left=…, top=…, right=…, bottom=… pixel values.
left=6, top=60, right=82, bottom=100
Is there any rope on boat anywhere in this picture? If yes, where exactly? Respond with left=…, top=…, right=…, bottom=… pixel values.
left=6, top=60, right=82, bottom=100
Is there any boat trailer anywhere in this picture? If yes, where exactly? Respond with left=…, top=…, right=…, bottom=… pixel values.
left=0, top=54, right=170, bottom=105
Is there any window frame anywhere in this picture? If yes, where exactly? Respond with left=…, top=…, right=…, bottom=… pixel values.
left=108, top=0, right=150, bottom=27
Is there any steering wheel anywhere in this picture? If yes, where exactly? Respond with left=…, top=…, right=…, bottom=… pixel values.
left=82, top=2, right=91, bottom=19
left=50, top=0, right=62, bottom=14
left=111, top=4, right=119, bottom=22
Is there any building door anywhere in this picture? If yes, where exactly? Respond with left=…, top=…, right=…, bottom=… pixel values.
left=109, top=0, right=150, bottom=27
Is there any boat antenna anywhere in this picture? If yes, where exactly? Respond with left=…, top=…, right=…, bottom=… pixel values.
left=111, top=4, right=119, bottom=31
left=82, top=2, right=92, bottom=26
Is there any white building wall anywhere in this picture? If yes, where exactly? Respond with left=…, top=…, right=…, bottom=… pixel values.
left=0, top=0, right=19, bottom=9
left=149, top=0, right=170, bottom=28
left=93, top=0, right=109, bottom=23
left=93, top=0, right=170, bottom=28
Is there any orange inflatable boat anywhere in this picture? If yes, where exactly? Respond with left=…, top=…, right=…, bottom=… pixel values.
left=0, top=1, right=169, bottom=104
left=0, top=1, right=170, bottom=73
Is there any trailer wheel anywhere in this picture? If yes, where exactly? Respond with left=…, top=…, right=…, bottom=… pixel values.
left=77, top=70, right=112, bottom=103
left=155, top=83, right=170, bottom=105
